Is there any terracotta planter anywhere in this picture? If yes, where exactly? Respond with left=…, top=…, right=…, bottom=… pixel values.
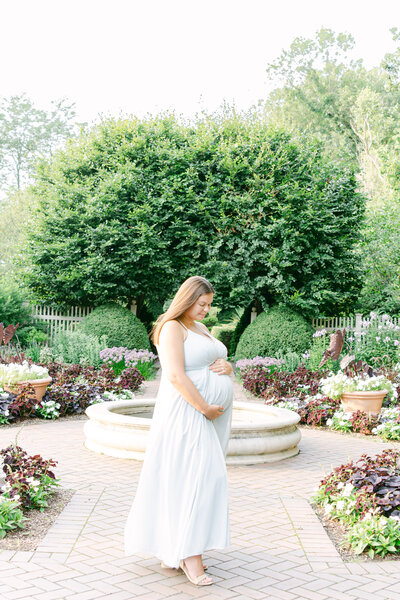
left=4, top=377, right=53, bottom=403
left=340, top=390, right=388, bottom=416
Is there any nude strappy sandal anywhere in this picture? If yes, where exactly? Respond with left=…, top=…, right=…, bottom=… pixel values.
left=160, top=560, right=208, bottom=570
left=179, top=559, right=213, bottom=586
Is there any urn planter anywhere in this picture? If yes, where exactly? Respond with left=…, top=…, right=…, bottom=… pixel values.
left=4, top=377, right=53, bottom=403
left=340, top=390, right=388, bottom=416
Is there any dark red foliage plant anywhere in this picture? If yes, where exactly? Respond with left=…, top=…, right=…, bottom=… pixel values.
left=319, top=449, right=400, bottom=518
left=242, top=365, right=326, bottom=401
left=298, top=397, right=340, bottom=426
left=116, top=367, right=145, bottom=391
left=8, top=383, right=37, bottom=419
left=350, top=411, right=379, bottom=435
left=0, top=443, right=58, bottom=509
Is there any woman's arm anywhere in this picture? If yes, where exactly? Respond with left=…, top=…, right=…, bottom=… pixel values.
left=158, top=320, right=224, bottom=421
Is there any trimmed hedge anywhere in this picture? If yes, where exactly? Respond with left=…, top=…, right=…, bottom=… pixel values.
left=78, top=303, right=150, bottom=350
left=211, top=323, right=236, bottom=354
left=235, top=305, right=313, bottom=360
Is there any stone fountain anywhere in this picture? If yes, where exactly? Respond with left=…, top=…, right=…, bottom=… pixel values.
left=84, top=399, right=301, bottom=465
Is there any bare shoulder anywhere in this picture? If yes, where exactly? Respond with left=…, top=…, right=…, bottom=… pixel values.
left=196, top=321, right=211, bottom=334
left=160, top=319, right=185, bottom=341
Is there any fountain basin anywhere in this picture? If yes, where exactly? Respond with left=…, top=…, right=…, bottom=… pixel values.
left=84, top=399, right=301, bottom=465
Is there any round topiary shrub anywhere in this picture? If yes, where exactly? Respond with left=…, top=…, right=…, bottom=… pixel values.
left=211, top=323, right=236, bottom=354
left=235, top=306, right=313, bottom=360
left=78, top=303, right=150, bottom=350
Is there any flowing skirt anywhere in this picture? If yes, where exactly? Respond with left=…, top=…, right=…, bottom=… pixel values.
left=124, top=368, right=233, bottom=567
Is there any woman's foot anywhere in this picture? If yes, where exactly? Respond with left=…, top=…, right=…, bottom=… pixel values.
left=180, top=555, right=213, bottom=586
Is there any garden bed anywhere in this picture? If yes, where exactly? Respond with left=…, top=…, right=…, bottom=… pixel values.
left=0, top=487, right=75, bottom=551
left=235, top=359, right=400, bottom=441
left=313, top=504, right=400, bottom=562
left=311, top=448, right=400, bottom=559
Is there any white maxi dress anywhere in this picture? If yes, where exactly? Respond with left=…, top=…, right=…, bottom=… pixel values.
left=124, top=320, right=233, bottom=568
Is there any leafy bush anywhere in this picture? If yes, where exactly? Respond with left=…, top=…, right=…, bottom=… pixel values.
left=78, top=303, right=150, bottom=350
left=211, top=323, right=235, bottom=354
left=47, top=330, right=108, bottom=367
left=0, top=283, right=31, bottom=327
left=280, top=352, right=302, bottom=373
left=235, top=306, right=313, bottom=360
left=0, top=495, right=26, bottom=538
left=16, top=325, right=48, bottom=347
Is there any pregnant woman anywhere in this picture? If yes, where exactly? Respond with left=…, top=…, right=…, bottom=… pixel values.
left=124, top=276, right=233, bottom=586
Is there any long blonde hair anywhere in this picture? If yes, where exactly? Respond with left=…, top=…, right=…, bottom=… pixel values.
left=151, top=276, right=215, bottom=345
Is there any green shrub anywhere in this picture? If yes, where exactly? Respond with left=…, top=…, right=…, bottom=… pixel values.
left=212, top=323, right=236, bottom=354
left=202, top=307, right=219, bottom=329
left=48, top=330, right=108, bottom=367
left=78, top=303, right=150, bottom=350
left=280, top=352, right=302, bottom=373
left=0, top=283, right=31, bottom=326
left=235, top=306, right=313, bottom=360
left=17, top=325, right=48, bottom=347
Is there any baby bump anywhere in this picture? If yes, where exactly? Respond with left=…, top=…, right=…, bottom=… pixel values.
left=186, top=367, right=233, bottom=409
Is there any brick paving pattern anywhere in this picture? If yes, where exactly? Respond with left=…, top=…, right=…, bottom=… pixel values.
left=1, top=372, right=400, bottom=599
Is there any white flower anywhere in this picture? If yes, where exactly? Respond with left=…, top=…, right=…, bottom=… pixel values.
left=336, top=500, right=345, bottom=511
left=324, top=503, right=334, bottom=514
left=342, top=483, right=354, bottom=497
left=337, top=482, right=345, bottom=489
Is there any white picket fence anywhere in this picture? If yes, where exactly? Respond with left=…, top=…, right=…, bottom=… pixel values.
left=31, top=301, right=138, bottom=340
left=32, top=305, right=94, bottom=340
left=30, top=305, right=399, bottom=342
left=312, top=313, right=400, bottom=336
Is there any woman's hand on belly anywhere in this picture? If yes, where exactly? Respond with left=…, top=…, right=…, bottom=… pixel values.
left=209, top=358, right=233, bottom=376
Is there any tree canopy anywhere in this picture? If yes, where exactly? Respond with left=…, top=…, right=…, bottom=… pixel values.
left=0, top=94, right=77, bottom=192
left=22, top=113, right=365, bottom=318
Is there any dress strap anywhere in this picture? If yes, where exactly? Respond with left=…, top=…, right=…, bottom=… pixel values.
left=176, top=319, right=188, bottom=331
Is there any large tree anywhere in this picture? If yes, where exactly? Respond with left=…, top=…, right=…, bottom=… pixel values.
left=0, top=94, right=77, bottom=191
left=265, top=28, right=400, bottom=203
left=22, top=113, right=365, bottom=318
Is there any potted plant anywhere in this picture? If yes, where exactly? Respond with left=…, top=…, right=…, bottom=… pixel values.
left=0, top=323, right=52, bottom=402
left=318, top=330, right=395, bottom=415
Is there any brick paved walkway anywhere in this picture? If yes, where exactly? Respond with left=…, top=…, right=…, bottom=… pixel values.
left=1, top=373, right=400, bottom=599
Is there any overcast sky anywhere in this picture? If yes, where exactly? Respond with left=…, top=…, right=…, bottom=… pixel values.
left=2, top=0, right=399, bottom=124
